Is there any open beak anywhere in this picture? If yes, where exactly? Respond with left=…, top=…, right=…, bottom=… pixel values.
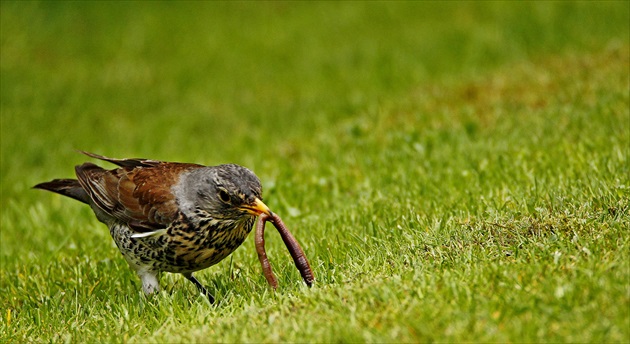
left=241, top=197, right=273, bottom=217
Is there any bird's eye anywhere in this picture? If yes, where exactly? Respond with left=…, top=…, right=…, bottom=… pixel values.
left=218, top=189, right=231, bottom=203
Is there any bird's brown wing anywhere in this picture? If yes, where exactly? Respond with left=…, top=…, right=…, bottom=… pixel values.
left=80, top=151, right=162, bottom=168
left=75, top=161, right=202, bottom=232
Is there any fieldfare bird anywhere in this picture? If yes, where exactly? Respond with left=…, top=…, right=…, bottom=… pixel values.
left=34, top=152, right=272, bottom=303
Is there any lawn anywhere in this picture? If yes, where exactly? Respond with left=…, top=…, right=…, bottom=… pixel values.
left=1, top=1, right=629, bottom=342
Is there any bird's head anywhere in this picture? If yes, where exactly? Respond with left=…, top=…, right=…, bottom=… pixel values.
left=176, top=164, right=272, bottom=221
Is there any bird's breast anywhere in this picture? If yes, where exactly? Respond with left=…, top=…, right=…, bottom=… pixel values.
left=162, top=215, right=256, bottom=272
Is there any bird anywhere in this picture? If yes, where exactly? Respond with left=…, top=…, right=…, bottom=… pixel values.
left=34, top=151, right=272, bottom=303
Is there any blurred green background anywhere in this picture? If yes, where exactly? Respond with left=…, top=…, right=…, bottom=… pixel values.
left=2, top=1, right=628, bottom=181
left=1, top=1, right=628, bottom=342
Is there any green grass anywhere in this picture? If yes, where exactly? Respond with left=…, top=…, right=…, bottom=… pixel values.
left=1, top=1, right=629, bottom=342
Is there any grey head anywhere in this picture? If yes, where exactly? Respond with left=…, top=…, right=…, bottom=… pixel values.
left=174, top=164, right=271, bottom=221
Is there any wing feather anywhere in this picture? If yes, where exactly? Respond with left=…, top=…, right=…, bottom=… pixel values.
left=80, top=151, right=161, bottom=168
left=75, top=158, right=202, bottom=232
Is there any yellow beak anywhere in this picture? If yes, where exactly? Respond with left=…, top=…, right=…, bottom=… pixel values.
left=241, top=198, right=272, bottom=216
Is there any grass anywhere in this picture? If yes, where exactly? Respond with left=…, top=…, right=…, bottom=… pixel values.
left=1, top=1, right=629, bottom=342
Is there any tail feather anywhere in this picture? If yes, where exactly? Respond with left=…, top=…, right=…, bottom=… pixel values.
left=33, top=179, right=90, bottom=204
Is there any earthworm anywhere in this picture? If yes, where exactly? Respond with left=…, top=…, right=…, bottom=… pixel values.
left=255, top=214, right=278, bottom=289
left=255, top=213, right=314, bottom=289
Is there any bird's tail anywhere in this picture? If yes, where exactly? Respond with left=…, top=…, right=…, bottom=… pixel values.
left=33, top=179, right=90, bottom=204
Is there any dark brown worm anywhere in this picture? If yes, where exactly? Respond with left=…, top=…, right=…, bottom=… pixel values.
left=255, top=213, right=278, bottom=289
left=255, top=213, right=314, bottom=289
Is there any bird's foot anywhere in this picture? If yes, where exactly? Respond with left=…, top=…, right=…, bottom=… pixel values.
left=184, top=273, right=215, bottom=304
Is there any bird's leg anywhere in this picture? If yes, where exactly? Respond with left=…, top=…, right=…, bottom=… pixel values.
left=183, top=273, right=215, bottom=303
left=137, top=269, right=161, bottom=295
